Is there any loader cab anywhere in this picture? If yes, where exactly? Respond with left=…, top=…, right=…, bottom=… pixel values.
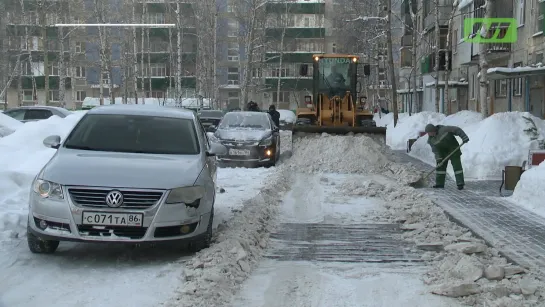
left=299, top=55, right=358, bottom=108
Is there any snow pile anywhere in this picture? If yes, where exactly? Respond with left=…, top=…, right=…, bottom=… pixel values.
left=373, top=112, right=410, bottom=127
left=0, top=112, right=23, bottom=138
left=410, top=112, right=545, bottom=180
left=386, top=111, right=446, bottom=150
left=0, top=113, right=85, bottom=239
left=278, top=109, right=296, bottom=124
left=290, top=132, right=421, bottom=184
left=164, top=164, right=293, bottom=307
left=337, top=176, right=545, bottom=306
left=511, top=161, right=545, bottom=218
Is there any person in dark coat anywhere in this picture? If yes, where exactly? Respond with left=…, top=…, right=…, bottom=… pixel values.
left=425, top=124, right=470, bottom=190
left=268, top=104, right=280, bottom=128
left=247, top=101, right=260, bottom=112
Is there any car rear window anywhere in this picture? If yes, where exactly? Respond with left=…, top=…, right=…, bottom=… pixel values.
left=63, top=114, right=200, bottom=155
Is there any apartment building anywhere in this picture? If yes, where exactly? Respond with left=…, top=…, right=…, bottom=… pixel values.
left=216, top=0, right=327, bottom=110
left=261, top=0, right=326, bottom=109
left=406, top=0, right=545, bottom=117
left=4, top=0, right=197, bottom=109
left=454, top=0, right=545, bottom=117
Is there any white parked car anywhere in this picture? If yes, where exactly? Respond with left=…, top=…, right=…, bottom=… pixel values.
left=27, top=104, right=228, bottom=254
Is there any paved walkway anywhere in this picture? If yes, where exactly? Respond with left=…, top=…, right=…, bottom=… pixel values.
left=388, top=150, right=545, bottom=273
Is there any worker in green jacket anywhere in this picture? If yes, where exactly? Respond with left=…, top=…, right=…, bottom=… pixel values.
left=424, top=124, right=470, bottom=190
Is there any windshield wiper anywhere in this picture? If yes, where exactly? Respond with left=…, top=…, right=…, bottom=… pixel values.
left=64, top=145, right=101, bottom=151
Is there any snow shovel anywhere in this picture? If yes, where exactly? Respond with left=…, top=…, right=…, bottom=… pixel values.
left=409, top=143, right=465, bottom=188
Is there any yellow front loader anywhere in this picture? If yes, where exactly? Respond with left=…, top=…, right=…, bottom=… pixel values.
left=293, top=54, right=386, bottom=136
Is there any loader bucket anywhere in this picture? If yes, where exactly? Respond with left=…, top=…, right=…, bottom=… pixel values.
left=291, top=125, right=387, bottom=150
left=292, top=126, right=386, bottom=135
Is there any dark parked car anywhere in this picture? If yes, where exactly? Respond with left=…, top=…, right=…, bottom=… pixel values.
left=3, top=106, right=72, bottom=122
left=211, top=111, right=280, bottom=167
left=197, top=110, right=224, bottom=132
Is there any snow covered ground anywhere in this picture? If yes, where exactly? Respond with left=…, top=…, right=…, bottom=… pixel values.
left=229, top=172, right=460, bottom=307
left=0, top=112, right=277, bottom=307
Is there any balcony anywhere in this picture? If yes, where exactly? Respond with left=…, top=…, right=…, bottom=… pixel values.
left=265, top=2, right=325, bottom=14
left=265, top=52, right=319, bottom=63
left=420, top=51, right=452, bottom=74
left=265, top=28, right=325, bottom=39
left=264, top=78, right=313, bottom=90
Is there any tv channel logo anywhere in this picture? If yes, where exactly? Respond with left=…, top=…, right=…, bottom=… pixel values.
left=463, top=18, right=517, bottom=43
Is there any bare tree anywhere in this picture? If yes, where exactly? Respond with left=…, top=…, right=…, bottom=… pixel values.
left=443, top=3, right=458, bottom=113
left=433, top=0, right=441, bottom=112
left=478, top=0, right=493, bottom=117
left=233, top=0, right=266, bottom=108
left=386, top=0, right=399, bottom=125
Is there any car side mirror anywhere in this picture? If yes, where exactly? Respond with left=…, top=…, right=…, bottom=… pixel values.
left=273, top=126, right=279, bottom=132
left=206, top=143, right=227, bottom=157
left=206, top=125, right=217, bottom=132
left=43, top=135, right=61, bottom=149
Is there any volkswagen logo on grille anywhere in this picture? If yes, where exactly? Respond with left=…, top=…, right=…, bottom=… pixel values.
left=105, top=190, right=124, bottom=207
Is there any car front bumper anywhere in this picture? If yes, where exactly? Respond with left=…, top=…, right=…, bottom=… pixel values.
left=28, top=186, right=213, bottom=243
left=216, top=140, right=276, bottom=164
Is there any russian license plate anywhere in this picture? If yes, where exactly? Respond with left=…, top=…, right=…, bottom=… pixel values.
left=82, top=212, right=144, bottom=227
left=229, top=149, right=251, bottom=156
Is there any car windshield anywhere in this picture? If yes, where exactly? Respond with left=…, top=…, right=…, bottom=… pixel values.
left=218, top=113, right=269, bottom=130
left=63, top=114, right=200, bottom=155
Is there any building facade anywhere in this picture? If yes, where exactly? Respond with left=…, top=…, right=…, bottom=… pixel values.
left=4, top=0, right=197, bottom=110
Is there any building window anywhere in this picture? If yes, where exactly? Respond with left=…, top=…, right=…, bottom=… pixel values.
left=227, top=1, right=235, bottom=12
left=272, top=91, right=290, bottom=103
left=495, top=79, right=507, bottom=97
left=76, top=91, right=87, bottom=102
left=75, top=66, right=86, bottom=78
left=49, top=90, right=60, bottom=102
left=102, top=72, right=110, bottom=84
left=228, top=91, right=239, bottom=98
left=22, top=61, right=33, bottom=75
left=228, top=20, right=238, bottom=37
left=271, top=68, right=290, bottom=77
left=535, top=0, right=543, bottom=34
left=513, top=62, right=523, bottom=96
left=146, top=91, right=165, bottom=98
left=516, top=0, right=525, bottom=26
left=453, top=30, right=458, bottom=53
left=400, top=48, right=412, bottom=67
left=471, top=73, right=476, bottom=99
left=148, top=13, right=165, bottom=24
left=22, top=90, right=34, bottom=101
left=227, top=67, right=239, bottom=85
left=48, top=63, right=59, bottom=75
left=145, top=63, right=167, bottom=76
left=303, top=17, right=310, bottom=27
left=227, top=42, right=239, bottom=61
left=75, top=42, right=85, bottom=53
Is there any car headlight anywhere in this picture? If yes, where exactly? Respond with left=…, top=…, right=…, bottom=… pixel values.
left=165, top=186, right=205, bottom=205
left=259, top=136, right=273, bottom=146
left=32, top=179, right=64, bottom=200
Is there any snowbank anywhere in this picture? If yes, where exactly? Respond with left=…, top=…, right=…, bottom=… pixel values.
left=0, top=113, right=86, bottom=239
left=0, top=112, right=23, bottom=138
left=511, top=161, right=545, bottom=218
left=164, top=164, right=293, bottom=307
left=410, top=112, right=544, bottom=180
left=278, top=109, right=296, bottom=123
left=372, top=112, right=409, bottom=127
left=386, top=111, right=446, bottom=150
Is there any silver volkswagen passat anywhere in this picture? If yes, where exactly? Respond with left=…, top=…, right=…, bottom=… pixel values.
left=26, top=104, right=227, bottom=254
